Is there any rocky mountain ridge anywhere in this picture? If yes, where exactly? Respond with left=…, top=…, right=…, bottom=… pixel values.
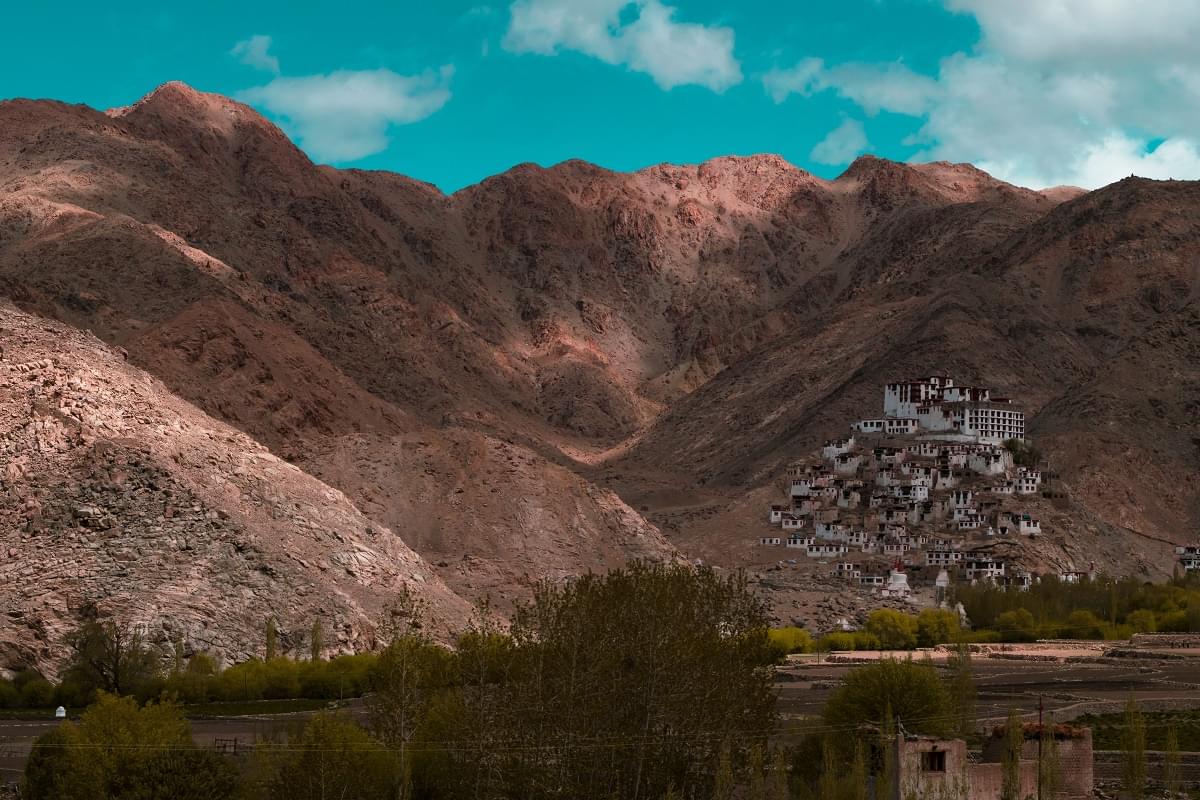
left=0, top=82, right=1196, bottom=670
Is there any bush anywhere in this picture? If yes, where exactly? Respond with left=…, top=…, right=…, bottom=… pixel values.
left=768, top=627, right=813, bottom=660
left=249, top=713, right=400, bottom=800
left=21, top=693, right=228, bottom=800
left=916, top=608, right=961, bottom=648
left=866, top=609, right=919, bottom=650
left=822, top=658, right=954, bottom=745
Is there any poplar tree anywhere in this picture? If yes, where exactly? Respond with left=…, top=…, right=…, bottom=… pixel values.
left=1038, top=721, right=1060, bottom=800
left=265, top=618, right=277, bottom=660
left=1163, top=725, right=1182, bottom=799
left=1121, top=696, right=1146, bottom=800
left=310, top=619, right=322, bottom=662
left=1001, top=708, right=1023, bottom=800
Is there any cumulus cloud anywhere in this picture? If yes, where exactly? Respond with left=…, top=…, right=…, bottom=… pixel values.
left=238, top=67, right=453, bottom=162
left=766, top=0, right=1200, bottom=188
left=503, top=0, right=741, bottom=91
left=231, top=35, right=280, bottom=75
left=810, top=118, right=869, bottom=165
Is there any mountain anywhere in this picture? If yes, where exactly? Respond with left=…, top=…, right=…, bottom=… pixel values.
left=0, top=83, right=1196, bottom=669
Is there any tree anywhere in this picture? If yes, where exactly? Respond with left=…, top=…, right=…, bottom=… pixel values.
left=61, top=619, right=162, bottom=701
left=769, top=750, right=789, bottom=800
left=877, top=704, right=896, bottom=800
left=265, top=618, right=278, bottom=660
left=1163, top=725, right=1182, bottom=798
left=310, top=619, right=323, bottom=662
left=866, top=610, right=919, bottom=650
left=1038, top=721, right=1060, bottom=800
left=817, top=738, right=839, bottom=800
left=916, top=608, right=960, bottom=648
left=945, top=642, right=976, bottom=739
left=713, top=739, right=735, bottom=800
left=252, top=713, right=400, bottom=800
left=22, top=693, right=234, bottom=800
left=425, top=562, right=777, bottom=800
left=849, top=740, right=869, bottom=800
left=996, top=608, right=1040, bottom=642
left=1000, top=708, right=1024, bottom=800
left=1121, top=696, right=1146, bottom=800
left=823, top=658, right=954, bottom=744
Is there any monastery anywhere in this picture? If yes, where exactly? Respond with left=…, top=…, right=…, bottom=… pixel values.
left=758, top=377, right=1078, bottom=596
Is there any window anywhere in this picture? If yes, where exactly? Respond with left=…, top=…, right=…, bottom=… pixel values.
left=921, top=751, right=947, bottom=772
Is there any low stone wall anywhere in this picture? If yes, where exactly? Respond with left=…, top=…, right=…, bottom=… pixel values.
left=1129, top=633, right=1200, bottom=649
left=1094, top=751, right=1200, bottom=787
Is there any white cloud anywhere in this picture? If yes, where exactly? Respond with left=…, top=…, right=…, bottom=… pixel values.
left=945, top=0, right=1200, bottom=64
left=764, top=59, right=937, bottom=116
left=810, top=118, right=869, bottom=165
left=762, top=58, right=822, bottom=103
left=231, top=35, right=280, bottom=75
left=766, top=1, right=1200, bottom=188
left=238, top=67, right=453, bottom=161
left=503, top=0, right=741, bottom=91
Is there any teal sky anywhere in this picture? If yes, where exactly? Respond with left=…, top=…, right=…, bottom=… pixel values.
left=4, top=1, right=1199, bottom=191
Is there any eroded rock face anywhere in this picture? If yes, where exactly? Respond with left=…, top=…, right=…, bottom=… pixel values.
left=0, top=305, right=471, bottom=674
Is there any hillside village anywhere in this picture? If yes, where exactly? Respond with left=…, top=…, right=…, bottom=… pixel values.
left=758, top=377, right=1085, bottom=600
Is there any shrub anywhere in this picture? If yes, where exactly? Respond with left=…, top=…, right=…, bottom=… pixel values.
left=768, top=627, right=813, bottom=660
left=865, top=609, right=919, bottom=650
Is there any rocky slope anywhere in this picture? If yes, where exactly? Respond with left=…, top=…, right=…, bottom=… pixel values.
left=0, top=303, right=470, bottom=674
left=0, top=82, right=1196, bottom=668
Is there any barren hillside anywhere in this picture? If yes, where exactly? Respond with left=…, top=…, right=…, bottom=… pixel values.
left=1, top=83, right=1197, bottom=668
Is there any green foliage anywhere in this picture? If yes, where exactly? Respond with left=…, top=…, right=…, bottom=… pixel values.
left=400, top=561, right=777, bottom=800
left=768, top=626, right=813, bottom=661
left=955, top=574, right=1200, bottom=641
left=817, top=631, right=881, bottom=652
left=265, top=618, right=278, bottom=660
left=310, top=619, right=323, bottom=662
left=945, top=642, right=976, bottom=739
left=1000, top=708, right=1023, bottom=800
left=866, top=609, right=919, bottom=650
left=61, top=619, right=162, bottom=702
left=822, top=658, right=953, bottom=742
left=248, top=713, right=400, bottom=800
left=1163, top=725, right=1182, bottom=798
left=1003, top=438, right=1041, bottom=468
left=22, top=693, right=235, bottom=800
left=1038, top=720, right=1061, bottom=800
left=916, top=608, right=961, bottom=648
left=1121, top=696, right=1146, bottom=800
left=995, top=608, right=1040, bottom=642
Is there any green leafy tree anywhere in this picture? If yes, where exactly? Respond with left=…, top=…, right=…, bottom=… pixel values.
left=916, top=608, right=960, bottom=648
left=265, top=618, right=278, bottom=660
left=1121, top=696, right=1146, bottom=800
left=866, top=610, right=919, bottom=650
left=310, top=619, right=323, bottom=662
left=817, top=738, right=839, bottom=800
left=420, top=562, right=777, bottom=800
left=61, top=620, right=162, bottom=701
left=1163, top=725, right=1182, bottom=798
left=945, top=642, right=976, bottom=739
left=713, top=739, right=735, bottom=800
left=877, top=704, right=896, bottom=800
left=251, top=713, right=400, bottom=800
left=22, top=693, right=234, bottom=800
left=1000, top=708, right=1023, bottom=800
left=769, top=750, right=789, bottom=800
left=849, top=740, right=869, bottom=800
left=1038, top=721, right=1060, bottom=800
left=823, top=659, right=953, bottom=744
left=995, top=609, right=1040, bottom=642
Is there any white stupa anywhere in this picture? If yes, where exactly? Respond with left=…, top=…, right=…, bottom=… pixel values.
left=880, top=560, right=911, bottom=599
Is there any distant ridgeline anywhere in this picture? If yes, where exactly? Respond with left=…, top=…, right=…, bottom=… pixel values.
left=760, top=376, right=1078, bottom=597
